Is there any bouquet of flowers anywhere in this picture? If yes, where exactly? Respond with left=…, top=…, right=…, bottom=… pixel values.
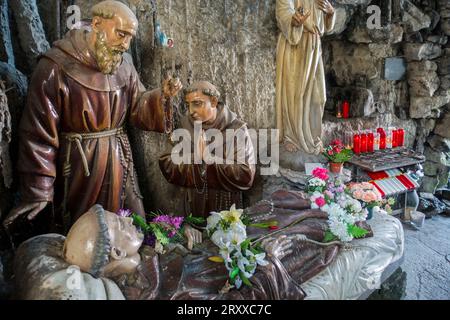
left=322, top=139, right=353, bottom=163
left=118, top=209, right=204, bottom=254
left=349, top=182, right=395, bottom=214
left=307, top=168, right=369, bottom=242
left=206, top=205, right=268, bottom=289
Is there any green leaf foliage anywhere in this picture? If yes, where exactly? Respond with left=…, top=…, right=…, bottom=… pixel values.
left=185, top=214, right=206, bottom=226
left=323, top=148, right=353, bottom=163
left=347, top=224, right=369, bottom=239
left=230, top=268, right=240, bottom=280
left=240, top=272, right=253, bottom=287
left=324, top=230, right=338, bottom=243
left=240, top=239, right=251, bottom=252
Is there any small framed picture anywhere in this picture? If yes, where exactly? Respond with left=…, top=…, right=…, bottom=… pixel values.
left=305, top=163, right=326, bottom=175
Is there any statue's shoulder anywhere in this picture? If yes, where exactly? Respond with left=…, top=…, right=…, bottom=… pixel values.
left=40, top=45, right=133, bottom=92
left=122, top=52, right=134, bottom=67
left=40, top=39, right=76, bottom=68
left=222, top=104, right=249, bottom=131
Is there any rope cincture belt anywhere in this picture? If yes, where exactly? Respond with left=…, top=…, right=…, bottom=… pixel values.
left=60, top=127, right=125, bottom=232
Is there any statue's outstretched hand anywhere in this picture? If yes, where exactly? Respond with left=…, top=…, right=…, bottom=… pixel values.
left=184, top=224, right=203, bottom=250
left=261, top=235, right=294, bottom=260
left=2, top=201, right=49, bottom=229
left=162, top=76, right=183, bottom=98
left=291, top=8, right=311, bottom=27
left=316, top=0, right=335, bottom=15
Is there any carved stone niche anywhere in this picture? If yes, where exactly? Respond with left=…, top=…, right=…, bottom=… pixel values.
left=327, top=86, right=376, bottom=118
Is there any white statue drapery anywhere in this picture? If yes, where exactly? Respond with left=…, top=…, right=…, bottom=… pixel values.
left=276, top=0, right=335, bottom=154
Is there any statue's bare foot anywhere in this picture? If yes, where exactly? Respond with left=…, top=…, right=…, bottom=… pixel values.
left=284, top=142, right=299, bottom=153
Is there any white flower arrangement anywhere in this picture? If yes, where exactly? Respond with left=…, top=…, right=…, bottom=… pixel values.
left=207, top=205, right=268, bottom=289
left=307, top=168, right=369, bottom=242
left=308, top=177, right=327, bottom=188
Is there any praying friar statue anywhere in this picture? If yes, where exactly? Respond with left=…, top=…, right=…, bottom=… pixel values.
left=3, top=1, right=182, bottom=232
left=276, top=0, right=335, bottom=154
left=159, top=81, right=256, bottom=219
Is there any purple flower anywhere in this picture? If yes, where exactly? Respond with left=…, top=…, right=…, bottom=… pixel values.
left=151, top=215, right=184, bottom=238
left=170, top=216, right=184, bottom=229
left=144, top=234, right=156, bottom=247
left=152, top=215, right=184, bottom=229
left=168, top=230, right=177, bottom=238
left=325, top=190, right=334, bottom=199
left=117, top=208, right=132, bottom=218
left=152, top=215, right=172, bottom=224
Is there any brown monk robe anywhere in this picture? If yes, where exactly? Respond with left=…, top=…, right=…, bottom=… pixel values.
left=11, top=1, right=182, bottom=231
left=117, top=190, right=348, bottom=300
left=159, top=82, right=256, bottom=218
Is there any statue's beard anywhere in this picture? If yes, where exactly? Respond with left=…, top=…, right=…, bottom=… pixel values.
left=94, top=32, right=124, bottom=74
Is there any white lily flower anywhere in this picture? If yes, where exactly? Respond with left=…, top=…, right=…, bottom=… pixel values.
left=206, top=212, right=222, bottom=232
left=220, top=204, right=244, bottom=225
left=237, top=257, right=254, bottom=279
left=234, top=277, right=243, bottom=290
left=211, top=229, right=228, bottom=248
left=254, top=252, right=269, bottom=267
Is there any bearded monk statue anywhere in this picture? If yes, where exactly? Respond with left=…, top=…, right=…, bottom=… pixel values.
left=3, top=1, right=183, bottom=233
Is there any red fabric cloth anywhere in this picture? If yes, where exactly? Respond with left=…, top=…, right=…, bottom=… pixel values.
left=370, top=181, right=386, bottom=197
left=396, top=175, right=415, bottom=190
left=367, top=171, right=389, bottom=180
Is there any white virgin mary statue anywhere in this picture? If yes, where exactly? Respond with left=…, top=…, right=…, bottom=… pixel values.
left=276, top=0, right=335, bottom=154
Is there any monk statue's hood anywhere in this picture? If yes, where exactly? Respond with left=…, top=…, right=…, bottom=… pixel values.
left=42, top=29, right=133, bottom=92
left=182, top=103, right=247, bottom=134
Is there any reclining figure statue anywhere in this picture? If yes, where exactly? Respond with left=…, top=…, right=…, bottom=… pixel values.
left=14, top=190, right=356, bottom=300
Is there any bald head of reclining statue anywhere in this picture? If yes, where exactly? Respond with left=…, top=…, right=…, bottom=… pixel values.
left=63, top=205, right=144, bottom=279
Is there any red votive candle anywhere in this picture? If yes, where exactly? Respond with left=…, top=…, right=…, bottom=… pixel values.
left=343, top=101, right=350, bottom=119
left=360, top=132, right=368, bottom=153
left=392, top=129, right=398, bottom=148
left=398, top=128, right=405, bottom=147
left=377, top=128, right=386, bottom=150
left=367, top=131, right=374, bottom=153
left=353, top=133, right=361, bottom=154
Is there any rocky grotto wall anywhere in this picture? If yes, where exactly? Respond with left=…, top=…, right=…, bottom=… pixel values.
left=0, top=0, right=449, bottom=217
left=126, top=0, right=449, bottom=210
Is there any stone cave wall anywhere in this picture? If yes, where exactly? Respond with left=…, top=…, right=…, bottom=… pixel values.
left=125, top=0, right=450, bottom=210
left=321, top=0, right=450, bottom=194
left=0, top=0, right=449, bottom=217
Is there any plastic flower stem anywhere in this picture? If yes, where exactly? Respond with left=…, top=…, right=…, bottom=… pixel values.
left=230, top=268, right=240, bottom=280
left=249, top=221, right=278, bottom=229
left=252, top=215, right=343, bottom=248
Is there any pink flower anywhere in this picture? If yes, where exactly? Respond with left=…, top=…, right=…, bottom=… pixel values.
left=332, top=139, right=344, bottom=147
left=312, top=168, right=329, bottom=181
left=353, top=190, right=364, bottom=200
left=315, top=197, right=326, bottom=208
left=361, top=182, right=374, bottom=190
left=362, top=191, right=378, bottom=203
